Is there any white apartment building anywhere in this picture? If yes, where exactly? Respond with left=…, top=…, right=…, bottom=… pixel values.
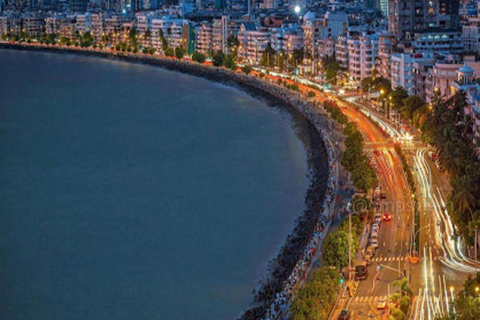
left=76, top=13, right=91, bottom=34
left=211, top=16, right=228, bottom=54
left=136, top=13, right=153, bottom=47
left=270, top=28, right=303, bottom=54
left=151, top=17, right=187, bottom=50
left=0, top=16, right=9, bottom=36
left=237, top=23, right=271, bottom=65
left=335, top=34, right=348, bottom=70
left=45, top=16, right=60, bottom=35
left=463, top=1, right=480, bottom=53
left=346, top=33, right=378, bottom=84
left=23, top=15, right=45, bottom=38
left=375, top=32, right=394, bottom=80
left=90, top=13, right=105, bottom=43
left=317, top=37, right=335, bottom=60
left=104, top=15, right=126, bottom=42
left=425, top=55, right=463, bottom=102
left=196, top=21, right=212, bottom=54
left=59, top=18, right=76, bottom=40
left=302, top=11, right=347, bottom=60
left=391, top=53, right=414, bottom=94
left=0, top=15, right=23, bottom=36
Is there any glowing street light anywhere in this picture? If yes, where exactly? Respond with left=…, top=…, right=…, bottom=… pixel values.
left=294, top=5, right=301, bottom=14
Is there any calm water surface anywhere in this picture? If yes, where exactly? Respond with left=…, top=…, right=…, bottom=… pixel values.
left=0, top=50, right=309, bottom=320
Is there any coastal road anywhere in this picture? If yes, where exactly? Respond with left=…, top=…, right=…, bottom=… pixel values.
left=334, top=97, right=471, bottom=320
left=328, top=102, right=415, bottom=320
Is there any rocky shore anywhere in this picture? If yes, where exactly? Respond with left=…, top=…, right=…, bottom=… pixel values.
left=0, top=43, right=336, bottom=320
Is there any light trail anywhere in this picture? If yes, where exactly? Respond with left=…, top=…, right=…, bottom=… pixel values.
left=413, top=148, right=480, bottom=273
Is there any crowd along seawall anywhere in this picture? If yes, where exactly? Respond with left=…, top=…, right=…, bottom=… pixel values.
left=0, top=43, right=342, bottom=320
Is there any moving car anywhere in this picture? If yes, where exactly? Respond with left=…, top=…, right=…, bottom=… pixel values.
left=370, top=238, right=379, bottom=248
left=382, top=213, right=393, bottom=221
left=377, top=297, right=387, bottom=309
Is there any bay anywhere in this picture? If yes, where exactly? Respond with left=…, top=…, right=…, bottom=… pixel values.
left=0, top=50, right=309, bottom=320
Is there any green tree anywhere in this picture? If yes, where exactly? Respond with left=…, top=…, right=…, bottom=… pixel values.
left=323, top=230, right=357, bottom=269
left=227, top=35, right=239, bottom=57
left=80, top=31, right=94, bottom=47
left=361, top=77, right=374, bottom=93
left=242, top=65, right=252, bottom=75
left=158, top=29, right=169, bottom=51
left=290, top=47, right=304, bottom=69
left=224, top=55, right=237, bottom=70
left=175, top=46, right=185, bottom=59
left=164, top=47, right=174, bottom=57
left=212, top=51, right=224, bottom=67
left=192, top=51, right=206, bottom=63
left=391, top=87, right=409, bottom=110
left=402, top=95, right=426, bottom=121
left=260, top=43, right=276, bottom=68
left=277, top=51, right=286, bottom=71
left=290, top=267, right=340, bottom=320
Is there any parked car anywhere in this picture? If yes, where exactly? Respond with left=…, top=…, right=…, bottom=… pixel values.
left=366, top=246, right=375, bottom=257
left=377, top=297, right=387, bottom=309
left=380, top=192, right=387, bottom=199
left=338, top=309, right=351, bottom=320
left=370, top=238, right=379, bottom=248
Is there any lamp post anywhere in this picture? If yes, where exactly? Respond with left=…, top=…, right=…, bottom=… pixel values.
left=411, top=223, right=433, bottom=257
left=388, top=95, right=393, bottom=120
left=349, top=212, right=352, bottom=283
left=380, top=89, right=385, bottom=112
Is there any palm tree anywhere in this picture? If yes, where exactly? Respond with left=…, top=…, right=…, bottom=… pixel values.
left=452, top=176, right=476, bottom=219
left=412, top=104, right=429, bottom=128
left=392, top=277, right=411, bottom=297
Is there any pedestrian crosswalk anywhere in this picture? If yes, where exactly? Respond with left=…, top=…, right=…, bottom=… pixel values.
left=352, top=296, right=385, bottom=303
left=368, top=256, right=439, bottom=262
left=369, top=256, right=405, bottom=262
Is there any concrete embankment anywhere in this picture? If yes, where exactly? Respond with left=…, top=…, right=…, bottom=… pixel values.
left=0, top=43, right=341, bottom=320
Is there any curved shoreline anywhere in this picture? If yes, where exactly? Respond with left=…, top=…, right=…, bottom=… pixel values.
left=0, top=43, right=337, bottom=319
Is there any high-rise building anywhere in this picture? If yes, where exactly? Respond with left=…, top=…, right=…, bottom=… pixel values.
left=70, top=0, right=87, bottom=12
left=379, top=0, right=388, bottom=17
left=364, top=0, right=379, bottom=10
left=0, top=0, right=6, bottom=12
left=388, top=0, right=460, bottom=41
left=215, top=0, right=226, bottom=10
left=130, top=0, right=142, bottom=11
